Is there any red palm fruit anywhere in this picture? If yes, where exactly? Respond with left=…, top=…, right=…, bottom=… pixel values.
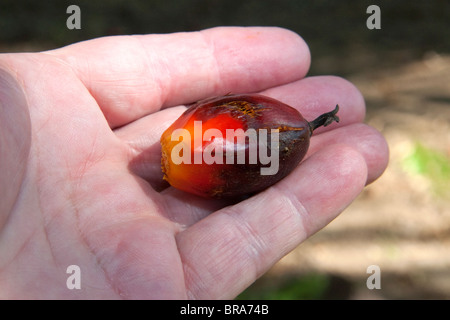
left=160, top=94, right=339, bottom=198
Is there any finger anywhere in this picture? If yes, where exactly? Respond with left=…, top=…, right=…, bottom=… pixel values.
left=49, top=26, right=310, bottom=128
left=261, top=75, right=366, bottom=133
left=308, top=123, right=389, bottom=184
left=176, top=144, right=368, bottom=299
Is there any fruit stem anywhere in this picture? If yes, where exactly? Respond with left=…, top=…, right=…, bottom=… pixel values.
left=308, top=105, right=340, bottom=134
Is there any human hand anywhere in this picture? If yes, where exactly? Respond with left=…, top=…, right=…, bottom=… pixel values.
left=0, top=27, right=388, bottom=299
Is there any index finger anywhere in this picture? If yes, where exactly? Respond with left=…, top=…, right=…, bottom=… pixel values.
left=47, top=27, right=310, bottom=128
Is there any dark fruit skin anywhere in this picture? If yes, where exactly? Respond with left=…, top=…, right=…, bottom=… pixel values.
left=160, top=94, right=339, bottom=198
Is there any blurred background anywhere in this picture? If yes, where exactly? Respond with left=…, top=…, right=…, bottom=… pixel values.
left=1, top=0, right=449, bottom=299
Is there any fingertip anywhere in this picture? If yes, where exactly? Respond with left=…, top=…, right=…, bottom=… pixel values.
left=265, top=26, right=311, bottom=78
left=308, top=123, right=389, bottom=185
left=362, top=126, right=389, bottom=184
left=261, top=75, right=366, bottom=133
left=200, top=26, right=311, bottom=93
left=273, top=143, right=368, bottom=236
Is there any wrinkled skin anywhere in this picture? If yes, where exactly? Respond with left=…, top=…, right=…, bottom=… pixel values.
left=0, top=27, right=388, bottom=299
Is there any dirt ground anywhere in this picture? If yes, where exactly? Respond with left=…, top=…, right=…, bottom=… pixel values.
left=257, top=52, right=450, bottom=299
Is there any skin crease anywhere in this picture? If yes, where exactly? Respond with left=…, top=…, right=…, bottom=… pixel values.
left=0, top=27, right=388, bottom=299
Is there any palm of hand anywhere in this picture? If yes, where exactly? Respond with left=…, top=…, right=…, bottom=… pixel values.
left=0, top=27, right=388, bottom=299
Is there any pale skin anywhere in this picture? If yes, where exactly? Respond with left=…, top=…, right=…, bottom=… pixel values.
left=0, top=27, right=388, bottom=299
